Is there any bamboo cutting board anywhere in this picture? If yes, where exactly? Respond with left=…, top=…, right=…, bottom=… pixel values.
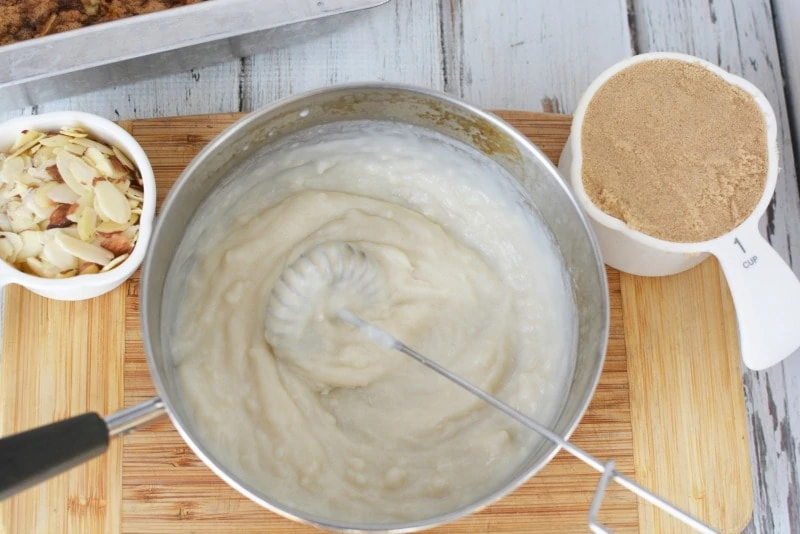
left=0, top=112, right=753, bottom=533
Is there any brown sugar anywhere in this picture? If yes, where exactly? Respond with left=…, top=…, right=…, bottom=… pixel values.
left=580, top=59, right=768, bottom=243
left=0, top=1, right=203, bottom=46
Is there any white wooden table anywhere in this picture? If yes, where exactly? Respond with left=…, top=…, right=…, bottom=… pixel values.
left=2, top=1, right=798, bottom=531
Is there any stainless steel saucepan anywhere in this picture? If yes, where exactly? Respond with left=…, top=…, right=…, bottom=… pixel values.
left=0, top=84, right=608, bottom=532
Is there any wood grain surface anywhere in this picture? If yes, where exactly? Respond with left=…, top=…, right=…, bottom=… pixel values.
left=623, top=260, right=752, bottom=532
left=0, top=3, right=797, bottom=530
left=1, top=111, right=751, bottom=533
left=0, top=289, right=124, bottom=533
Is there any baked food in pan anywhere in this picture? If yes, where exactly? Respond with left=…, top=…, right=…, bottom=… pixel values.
left=1, top=0, right=204, bottom=46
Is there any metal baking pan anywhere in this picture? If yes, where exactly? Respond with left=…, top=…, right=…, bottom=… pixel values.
left=0, top=0, right=389, bottom=112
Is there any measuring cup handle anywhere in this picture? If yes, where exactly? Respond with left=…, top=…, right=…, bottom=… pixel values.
left=711, top=226, right=800, bottom=370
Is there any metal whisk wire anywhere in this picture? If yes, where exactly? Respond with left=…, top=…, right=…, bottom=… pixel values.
left=338, top=311, right=718, bottom=534
left=265, top=241, right=717, bottom=533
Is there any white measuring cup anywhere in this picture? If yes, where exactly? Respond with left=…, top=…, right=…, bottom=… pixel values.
left=559, top=51, right=800, bottom=371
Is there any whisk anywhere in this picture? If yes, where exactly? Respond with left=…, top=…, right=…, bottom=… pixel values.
left=265, top=242, right=717, bottom=534
left=266, top=242, right=385, bottom=345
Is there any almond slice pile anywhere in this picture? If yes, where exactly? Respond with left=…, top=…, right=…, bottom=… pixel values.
left=0, top=126, right=143, bottom=279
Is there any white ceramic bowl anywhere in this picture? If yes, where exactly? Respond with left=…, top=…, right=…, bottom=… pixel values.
left=0, top=112, right=155, bottom=301
left=558, top=52, right=800, bottom=370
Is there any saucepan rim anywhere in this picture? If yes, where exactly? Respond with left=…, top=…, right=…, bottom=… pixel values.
left=140, top=82, right=610, bottom=532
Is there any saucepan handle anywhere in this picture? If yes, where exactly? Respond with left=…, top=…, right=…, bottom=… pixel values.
left=0, top=397, right=165, bottom=501
left=0, top=413, right=108, bottom=500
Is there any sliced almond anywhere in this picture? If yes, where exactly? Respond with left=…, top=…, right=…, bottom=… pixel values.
left=0, top=232, right=23, bottom=263
left=122, top=224, right=139, bottom=242
left=10, top=130, right=43, bottom=152
left=107, top=156, right=131, bottom=180
left=95, top=220, right=129, bottom=236
left=64, top=143, right=87, bottom=156
left=8, top=204, right=38, bottom=233
left=131, top=170, right=144, bottom=191
left=9, top=130, right=45, bottom=157
left=35, top=182, right=57, bottom=208
left=47, top=183, right=79, bottom=204
left=100, top=233, right=133, bottom=256
left=60, top=127, right=89, bottom=138
left=112, top=146, right=135, bottom=170
left=0, top=238, right=16, bottom=263
left=125, top=188, right=144, bottom=203
left=27, top=192, right=56, bottom=221
left=68, top=190, right=94, bottom=223
left=78, top=262, right=100, bottom=275
left=59, top=225, right=80, bottom=239
left=6, top=180, right=29, bottom=201
left=56, top=151, right=90, bottom=195
left=68, top=157, right=98, bottom=188
left=45, top=164, right=63, bottom=183
left=77, top=207, right=97, bottom=241
left=54, top=231, right=113, bottom=266
left=47, top=203, right=72, bottom=229
left=84, top=147, right=114, bottom=177
left=0, top=185, right=13, bottom=203
left=16, top=169, right=42, bottom=188
left=9, top=136, right=45, bottom=160
left=72, top=137, right=114, bottom=155
left=56, top=269, right=78, bottom=279
left=18, top=230, right=44, bottom=261
left=42, top=239, right=79, bottom=271
left=100, top=253, right=129, bottom=272
left=95, top=180, right=130, bottom=224
left=39, top=134, right=71, bottom=148
left=33, top=145, right=56, bottom=166
left=113, top=178, right=130, bottom=195
left=6, top=200, right=22, bottom=218
left=26, top=165, right=54, bottom=181
left=66, top=202, right=81, bottom=223
left=1, top=156, right=25, bottom=184
left=26, top=257, right=59, bottom=278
